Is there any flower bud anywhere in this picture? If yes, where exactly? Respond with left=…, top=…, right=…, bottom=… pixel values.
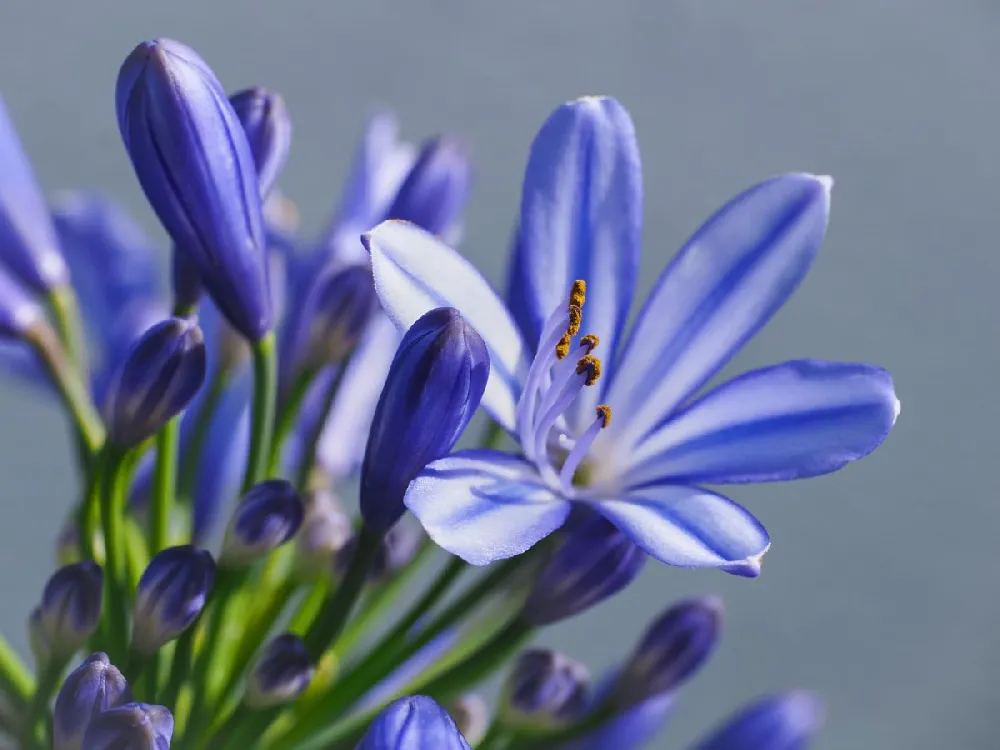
left=229, top=87, right=292, bottom=199
left=105, top=317, right=206, bottom=447
left=370, top=521, right=424, bottom=582
left=53, top=652, right=132, bottom=750
left=501, top=650, right=589, bottom=730
left=522, top=513, right=645, bottom=626
left=132, top=546, right=215, bottom=653
left=31, top=561, right=103, bottom=662
left=357, top=695, right=471, bottom=750
left=116, top=38, right=272, bottom=341
left=220, top=479, right=304, bottom=568
left=245, top=634, right=314, bottom=708
left=294, top=489, right=352, bottom=577
left=694, top=692, right=824, bottom=750
left=81, top=702, right=173, bottom=750
left=449, top=695, right=489, bottom=746
left=0, top=264, right=44, bottom=340
left=388, top=137, right=471, bottom=237
left=360, top=307, right=489, bottom=532
left=613, top=597, right=722, bottom=707
left=0, top=95, right=68, bottom=291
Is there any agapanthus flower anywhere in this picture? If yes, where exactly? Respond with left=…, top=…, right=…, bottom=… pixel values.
left=357, top=695, right=471, bottom=750
left=366, top=96, right=899, bottom=571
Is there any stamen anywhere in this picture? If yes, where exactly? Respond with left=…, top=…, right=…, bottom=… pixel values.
left=576, top=355, right=602, bottom=386
left=579, top=334, right=599, bottom=353
left=567, top=305, right=582, bottom=336
left=558, top=405, right=613, bottom=492
left=518, top=306, right=572, bottom=461
left=596, top=404, right=612, bottom=427
left=569, top=279, right=586, bottom=309
left=555, top=334, right=572, bottom=360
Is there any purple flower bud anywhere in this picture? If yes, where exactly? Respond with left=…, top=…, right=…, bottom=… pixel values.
left=229, top=87, right=292, bottom=199
left=388, top=137, right=471, bottom=237
left=522, top=513, right=645, bottom=626
left=220, top=479, right=304, bottom=568
left=116, top=38, right=272, bottom=341
left=358, top=695, right=471, bottom=750
left=294, top=490, right=352, bottom=577
left=613, top=597, right=722, bottom=707
left=104, top=317, right=206, bottom=447
left=360, top=307, right=489, bottom=532
left=31, top=561, right=103, bottom=662
left=245, top=634, right=314, bottom=708
left=0, top=95, right=68, bottom=291
left=81, top=702, right=173, bottom=750
left=0, top=264, right=44, bottom=340
left=449, top=695, right=490, bottom=746
left=53, top=652, right=132, bottom=750
left=501, top=650, right=590, bottom=730
left=694, top=692, right=824, bottom=750
left=564, top=691, right=673, bottom=750
left=133, top=546, right=215, bottom=653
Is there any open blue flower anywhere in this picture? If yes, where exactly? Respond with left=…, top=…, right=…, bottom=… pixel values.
left=365, top=96, right=899, bottom=572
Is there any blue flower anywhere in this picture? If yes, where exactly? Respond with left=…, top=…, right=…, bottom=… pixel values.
left=387, top=137, right=471, bottom=238
left=0, top=263, right=44, bottom=340
left=81, top=702, right=174, bottom=750
left=132, top=545, right=216, bottom=653
left=501, top=649, right=590, bottom=729
left=53, top=652, right=132, bottom=750
left=30, top=561, right=103, bottom=663
left=366, top=96, right=899, bottom=571
left=220, top=479, right=305, bottom=567
left=294, top=489, right=353, bottom=576
left=357, top=695, right=471, bottom=750
left=246, top=633, right=314, bottom=708
left=693, top=692, right=824, bottom=750
left=229, top=87, right=292, bottom=199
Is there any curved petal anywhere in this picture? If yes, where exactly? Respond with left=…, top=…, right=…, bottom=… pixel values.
left=591, top=485, right=769, bottom=570
left=518, top=97, right=641, bottom=428
left=623, top=360, right=899, bottom=486
left=605, top=174, right=832, bottom=453
left=365, top=221, right=529, bottom=431
left=405, top=449, right=571, bottom=565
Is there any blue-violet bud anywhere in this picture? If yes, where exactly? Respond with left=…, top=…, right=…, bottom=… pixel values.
left=229, top=87, right=292, bottom=199
left=31, top=561, right=103, bottom=662
left=132, top=545, right=215, bottom=653
left=357, top=695, right=471, bottom=750
left=245, top=634, right=314, bottom=708
left=81, top=702, right=173, bottom=749
left=387, top=137, right=472, bottom=237
left=501, top=649, right=590, bottom=730
left=360, top=307, right=489, bottom=532
left=694, top=692, right=824, bottom=750
left=220, top=479, right=304, bottom=568
left=294, top=490, right=352, bottom=577
left=449, top=695, right=490, bottom=746
left=53, top=652, right=132, bottom=750
left=116, top=38, right=272, bottom=341
left=0, top=264, right=44, bottom=340
left=104, top=316, right=206, bottom=447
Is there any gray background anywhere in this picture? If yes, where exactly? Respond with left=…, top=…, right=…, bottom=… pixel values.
left=0, top=1, right=991, bottom=748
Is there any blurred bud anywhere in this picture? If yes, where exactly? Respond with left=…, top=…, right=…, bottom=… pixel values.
left=245, top=634, right=314, bottom=708
left=522, top=513, right=645, bottom=626
left=116, top=38, right=272, bottom=341
left=371, top=522, right=425, bottom=581
left=81, top=702, right=173, bottom=750
left=56, top=517, right=82, bottom=565
left=31, top=561, right=103, bottom=662
left=388, top=137, right=471, bottom=237
left=500, top=650, right=589, bottom=730
left=613, top=597, right=722, bottom=707
left=694, top=692, right=824, bottom=750
left=449, top=695, right=490, bottom=746
left=104, top=317, right=206, bottom=448
left=0, top=264, right=44, bottom=340
left=53, top=653, right=132, bottom=750
left=132, top=546, right=215, bottom=653
left=229, top=87, right=292, bottom=198
left=263, top=190, right=301, bottom=234
left=220, top=479, right=304, bottom=568
left=566, top=690, right=673, bottom=750
left=357, top=695, right=471, bottom=750
left=0, top=95, right=68, bottom=291
left=294, top=489, right=352, bottom=577
left=360, top=307, right=489, bottom=532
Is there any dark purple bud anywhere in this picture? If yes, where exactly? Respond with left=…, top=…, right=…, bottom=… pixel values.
left=104, top=316, right=206, bottom=447
left=229, top=87, right=292, bottom=198
left=221, top=479, right=304, bottom=568
left=116, top=38, right=272, bottom=341
left=294, top=490, right=352, bottom=577
left=0, top=264, right=44, bottom=340
left=501, top=649, right=590, bottom=730
left=694, top=692, right=824, bottom=750
left=522, top=513, right=646, bottom=626
left=31, top=561, right=103, bottom=662
left=360, top=307, right=489, bottom=532
left=53, top=652, right=132, bottom=750
left=81, top=702, right=173, bottom=749
left=133, top=546, right=215, bottom=653
left=245, top=634, right=314, bottom=708
left=449, top=695, right=490, bottom=746
left=358, top=695, right=471, bottom=750
left=388, top=137, right=471, bottom=237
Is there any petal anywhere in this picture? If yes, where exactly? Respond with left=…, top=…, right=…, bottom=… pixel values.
left=404, top=449, right=571, bottom=565
left=622, top=360, right=899, bottom=486
left=605, top=174, right=832, bottom=452
left=518, top=97, right=641, bottom=427
left=591, top=485, right=770, bottom=569
left=365, top=221, right=529, bottom=431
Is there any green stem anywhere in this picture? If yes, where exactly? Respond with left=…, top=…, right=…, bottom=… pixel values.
left=293, top=359, right=351, bottom=492
left=0, top=635, right=33, bottom=710
left=150, top=416, right=180, bottom=553
left=213, top=705, right=280, bottom=750
left=288, top=582, right=328, bottom=635
left=100, top=443, right=132, bottom=664
left=47, top=284, right=89, bottom=376
left=21, top=660, right=62, bottom=748
left=243, top=333, right=278, bottom=494
left=162, top=619, right=198, bottom=711
left=477, top=725, right=514, bottom=750
left=268, top=367, right=316, bottom=477
left=177, top=372, right=227, bottom=504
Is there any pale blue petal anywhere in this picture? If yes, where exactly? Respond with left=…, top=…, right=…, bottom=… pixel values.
left=605, top=174, right=832, bottom=454
left=365, top=221, right=529, bottom=431
left=405, top=450, right=571, bottom=565
left=560, top=692, right=673, bottom=750
left=624, top=360, right=900, bottom=487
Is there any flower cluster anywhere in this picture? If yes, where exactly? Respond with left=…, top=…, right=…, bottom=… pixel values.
left=0, top=36, right=898, bottom=749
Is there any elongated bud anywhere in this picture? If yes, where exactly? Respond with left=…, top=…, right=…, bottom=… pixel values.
left=105, top=317, right=206, bottom=447
left=449, top=695, right=490, bottom=745
left=358, top=695, right=471, bottom=750
left=695, top=692, right=824, bottom=750
left=0, top=96, right=68, bottom=291
left=501, top=650, right=590, bottom=730
left=229, top=87, right=292, bottom=198
left=388, top=137, right=471, bottom=236
left=613, top=597, right=722, bottom=707
left=132, top=546, right=215, bottom=653
left=360, top=307, right=489, bottom=532
left=220, top=479, right=304, bottom=568
left=0, top=265, right=44, bottom=340
left=116, top=38, right=272, bottom=341
left=81, top=702, right=173, bottom=749
left=294, top=490, right=352, bottom=577
left=31, top=561, right=103, bottom=662
left=245, top=634, right=314, bottom=708
left=53, top=653, right=132, bottom=750
left=522, top=513, right=645, bottom=626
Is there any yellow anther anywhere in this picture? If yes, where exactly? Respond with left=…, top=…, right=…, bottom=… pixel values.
left=567, top=305, right=582, bottom=336
left=555, top=334, right=572, bottom=360
left=580, top=334, right=599, bottom=353
left=576, top=355, right=602, bottom=386
left=596, top=404, right=612, bottom=427
left=569, top=280, right=586, bottom=309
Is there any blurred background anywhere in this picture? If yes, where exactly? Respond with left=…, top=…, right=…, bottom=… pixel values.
left=0, top=1, right=993, bottom=747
